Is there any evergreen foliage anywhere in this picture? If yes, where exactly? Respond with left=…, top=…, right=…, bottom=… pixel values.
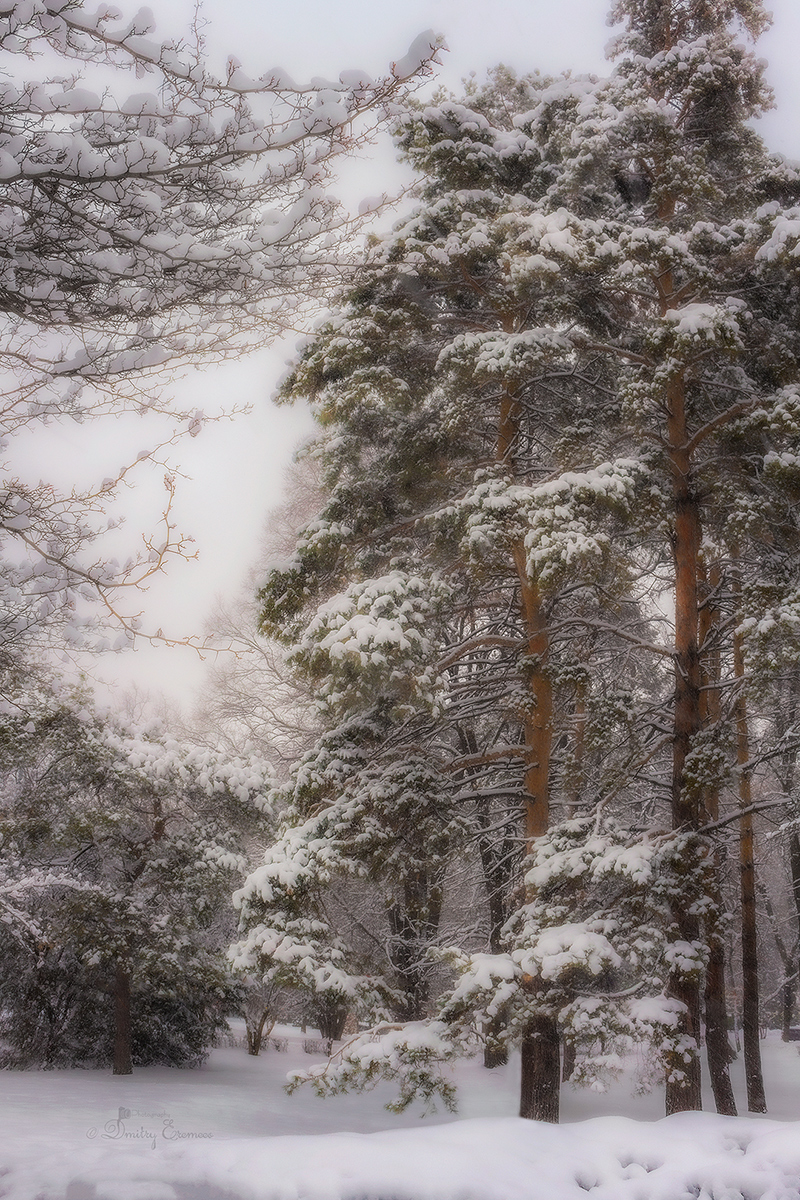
left=235, top=0, right=800, bottom=1121
left=0, top=663, right=271, bottom=1069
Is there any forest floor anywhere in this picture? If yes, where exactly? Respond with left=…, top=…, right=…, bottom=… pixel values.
left=1, top=1025, right=799, bottom=1198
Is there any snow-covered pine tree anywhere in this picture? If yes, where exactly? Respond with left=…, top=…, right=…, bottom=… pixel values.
left=541, top=0, right=800, bottom=1113
left=233, top=67, right=663, bottom=1122
left=237, top=0, right=800, bottom=1121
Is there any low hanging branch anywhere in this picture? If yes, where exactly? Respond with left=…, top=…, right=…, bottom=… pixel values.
left=0, top=0, right=439, bottom=652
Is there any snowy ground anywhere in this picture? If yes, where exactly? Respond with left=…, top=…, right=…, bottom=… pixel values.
left=1, top=1026, right=799, bottom=1199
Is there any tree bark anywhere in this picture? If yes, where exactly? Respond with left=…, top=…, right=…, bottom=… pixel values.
left=664, top=381, right=703, bottom=1114
left=519, top=1007, right=561, bottom=1122
left=790, top=831, right=800, bottom=1034
left=733, top=614, right=767, bottom=1112
left=704, top=941, right=737, bottom=1115
left=496, top=360, right=561, bottom=1116
left=113, top=963, right=133, bottom=1076
left=739, top=797, right=766, bottom=1111
left=698, top=562, right=737, bottom=1116
left=513, top=547, right=560, bottom=1120
left=774, top=676, right=800, bottom=1036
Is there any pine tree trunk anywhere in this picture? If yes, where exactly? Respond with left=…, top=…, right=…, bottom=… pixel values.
left=519, top=1007, right=560, bottom=1123
left=665, top=406, right=703, bottom=1114
left=113, top=963, right=133, bottom=1076
left=733, top=600, right=767, bottom=1113
left=512, top=562, right=552, bottom=851
left=499, top=368, right=560, bottom=1120
left=774, top=681, right=800, bottom=1038
left=698, top=563, right=736, bottom=1115
left=740, top=805, right=766, bottom=1111
left=790, top=832, right=800, bottom=1034
left=513, top=554, right=560, bottom=1119
left=664, top=975, right=702, bottom=1115
left=705, top=939, right=737, bottom=1115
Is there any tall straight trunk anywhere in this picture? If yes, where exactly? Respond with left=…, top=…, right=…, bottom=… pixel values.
left=665, top=379, right=703, bottom=1114
left=757, top=878, right=795, bottom=1041
left=775, top=676, right=800, bottom=1032
left=513, top=546, right=560, bottom=1122
left=732, top=610, right=767, bottom=1113
left=698, top=561, right=737, bottom=1116
left=498, top=369, right=560, bottom=1121
left=561, top=676, right=586, bottom=1084
left=653, top=201, right=705, bottom=1110
left=514, top=564, right=552, bottom=858
left=113, top=963, right=133, bottom=1076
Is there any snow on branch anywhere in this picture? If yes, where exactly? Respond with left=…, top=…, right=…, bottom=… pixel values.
left=0, top=1, right=440, bottom=651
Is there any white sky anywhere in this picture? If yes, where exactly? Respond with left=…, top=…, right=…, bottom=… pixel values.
left=59, top=0, right=800, bottom=716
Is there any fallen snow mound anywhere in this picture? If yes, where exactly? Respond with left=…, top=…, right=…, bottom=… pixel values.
left=7, top=1112, right=800, bottom=1200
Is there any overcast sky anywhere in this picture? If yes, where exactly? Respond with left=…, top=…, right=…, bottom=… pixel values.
left=71, top=0, right=800, bottom=716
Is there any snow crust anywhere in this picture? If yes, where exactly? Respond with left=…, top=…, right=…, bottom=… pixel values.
left=9, top=1114, right=800, bottom=1200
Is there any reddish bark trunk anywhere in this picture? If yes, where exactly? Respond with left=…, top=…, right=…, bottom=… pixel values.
left=733, top=615, right=767, bottom=1113
left=513, top=550, right=561, bottom=1120
left=790, top=832, right=800, bottom=1035
left=698, top=563, right=736, bottom=1116
left=665, top=380, right=703, bottom=1114
left=500, top=357, right=560, bottom=1118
